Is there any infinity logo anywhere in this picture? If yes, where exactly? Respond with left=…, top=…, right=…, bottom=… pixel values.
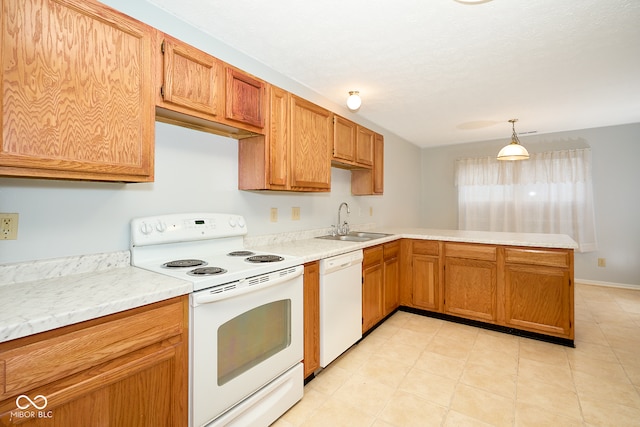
left=16, top=395, right=48, bottom=410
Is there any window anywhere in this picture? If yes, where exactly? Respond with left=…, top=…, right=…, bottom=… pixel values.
left=455, top=148, right=597, bottom=252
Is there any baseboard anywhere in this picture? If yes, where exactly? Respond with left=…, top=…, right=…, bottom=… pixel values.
left=575, top=279, right=640, bottom=290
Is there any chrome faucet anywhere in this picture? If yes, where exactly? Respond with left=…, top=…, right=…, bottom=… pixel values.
left=337, top=202, right=350, bottom=235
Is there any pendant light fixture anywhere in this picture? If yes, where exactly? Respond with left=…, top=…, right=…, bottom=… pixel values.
left=497, top=119, right=530, bottom=161
left=346, top=91, right=361, bottom=111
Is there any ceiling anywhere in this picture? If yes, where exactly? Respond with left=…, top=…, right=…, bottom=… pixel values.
left=146, top=0, right=640, bottom=148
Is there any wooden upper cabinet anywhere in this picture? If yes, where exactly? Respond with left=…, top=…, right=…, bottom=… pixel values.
left=0, top=0, right=154, bottom=182
left=351, top=132, right=384, bottom=195
left=225, top=66, right=265, bottom=129
left=373, top=133, right=384, bottom=194
left=355, top=126, right=374, bottom=167
left=289, top=95, right=332, bottom=190
left=333, top=115, right=357, bottom=163
left=238, top=87, right=331, bottom=191
left=158, top=34, right=222, bottom=117
left=332, top=116, right=373, bottom=169
left=155, top=33, right=264, bottom=136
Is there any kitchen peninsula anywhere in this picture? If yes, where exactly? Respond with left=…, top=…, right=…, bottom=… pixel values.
left=248, top=228, right=578, bottom=346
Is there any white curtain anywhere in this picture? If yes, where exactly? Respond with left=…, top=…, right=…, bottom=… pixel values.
left=455, top=148, right=597, bottom=252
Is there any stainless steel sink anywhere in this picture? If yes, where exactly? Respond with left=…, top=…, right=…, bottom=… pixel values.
left=316, top=231, right=391, bottom=242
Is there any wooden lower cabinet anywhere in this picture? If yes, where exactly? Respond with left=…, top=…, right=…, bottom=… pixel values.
left=399, top=239, right=575, bottom=343
left=382, top=241, right=400, bottom=315
left=362, top=242, right=400, bottom=333
left=0, top=296, right=188, bottom=426
left=362, top=245, right=384, bottom=333
left=504, top=248, right=574, bottom=339
left=410, top=240, right=441, bottom=312
left=444, top=256, right=498, bottom=323
left=303, top=261, right=321, bottom=378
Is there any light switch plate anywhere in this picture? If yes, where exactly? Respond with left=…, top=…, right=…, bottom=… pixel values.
left=1, top=213, right=19, bottom=240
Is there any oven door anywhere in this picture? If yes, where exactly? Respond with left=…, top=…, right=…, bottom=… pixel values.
left=190, top=266, right=303, bottom=427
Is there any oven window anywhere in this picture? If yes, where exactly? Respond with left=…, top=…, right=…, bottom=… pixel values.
left=218, top=299, right=291, bottom=385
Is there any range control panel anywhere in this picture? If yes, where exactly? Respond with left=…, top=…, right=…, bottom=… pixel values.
left=130, top=213, right=247, bottom=247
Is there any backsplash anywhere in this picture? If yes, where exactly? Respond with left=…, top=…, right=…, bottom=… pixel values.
left=0, top=251, right=130, bottom=286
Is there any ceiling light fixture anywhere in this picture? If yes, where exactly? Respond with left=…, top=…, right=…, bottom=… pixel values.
left=346, top=91, right=361, bottom=111
left=497, top=119, right=530, bottom=161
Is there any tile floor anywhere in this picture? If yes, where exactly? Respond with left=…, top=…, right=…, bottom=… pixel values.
left=274, top=283, right=640, bottom=426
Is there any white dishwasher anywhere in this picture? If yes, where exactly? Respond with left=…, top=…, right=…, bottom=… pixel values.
left=319, top=249, right=363, bottom=367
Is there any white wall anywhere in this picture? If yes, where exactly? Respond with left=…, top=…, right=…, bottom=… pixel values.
left=420, top=122, right=640, bottom=287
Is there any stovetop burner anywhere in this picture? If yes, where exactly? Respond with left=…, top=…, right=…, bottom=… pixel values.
left=227, top=250, right=255, bottom=257
left=245, top=255, right=285, bottom=263
left=163, top=259, right=207, bottom=268
left=188, top=267, right=227, bottom=276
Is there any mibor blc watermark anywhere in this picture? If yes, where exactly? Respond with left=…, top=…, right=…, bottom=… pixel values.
left=11, top=394, right=53, bottom=421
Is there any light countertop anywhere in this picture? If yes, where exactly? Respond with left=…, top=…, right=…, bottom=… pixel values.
left=0, top=254, right=191, bottom=343
left=0, top=228, right=577, bottom=344
left=249, top=228, right=579, bottom=263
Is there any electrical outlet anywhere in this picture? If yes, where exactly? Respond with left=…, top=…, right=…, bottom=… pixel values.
left=270, top=208, right=278, bottom=222
left=597, top=258, right=606, bottom=267
left=1, top=213, right=19, bottom=240
left=291, top=207, right=300, bottom=221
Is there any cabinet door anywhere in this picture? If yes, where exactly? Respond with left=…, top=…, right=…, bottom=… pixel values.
left=160, top=35, right=221, bottom=116
left=505, top=264, right=573, bottom=339
left=333, top=115, right=357, bottom=163
left=444, top=257, right=497, bottom=322
left=362, top=246, right=384, bottom=333
left=303, top=262, right=320, bottom=378
left=268, top=86, right=290, bottom=188
left=0, top=0, right=154, bottom=182
left=383, top=242, right=400, bottom=315
left=373, top=133, right=384, bottom=194
left=225, top=66, right=265, bottom=128
left=355, top=126, right=374, bottom=167
left=0, top=296, right=188, bottom=426
left=362, top=264, right=384, bottom=333
left=412, top=255, right=440, bottom=311
left=289, top=96, right=332, bottom=190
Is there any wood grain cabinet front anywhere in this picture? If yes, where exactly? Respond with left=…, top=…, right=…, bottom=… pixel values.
left=362, top=245, right=384, bottom=333
left=0, top=296, right=189, bottom=426
left=238, top=86, right=332, bottom=191
left=303, top=261, right=320, bottom=379
left=224, top=66, right=266, bottom=129
left=382, top=241, right=400, bottom=315
left=351, top=133, right=384, bottom=195
left=0, top=0, right=155, bottom=182
left=504, top=248, right=574, bottom=339
left=157, top=34, right=223, bottom=118
left=444, top=243, right=498, bottom=323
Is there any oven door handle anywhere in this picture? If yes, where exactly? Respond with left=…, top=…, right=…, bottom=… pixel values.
left=192, top=265, right=303, bottom=305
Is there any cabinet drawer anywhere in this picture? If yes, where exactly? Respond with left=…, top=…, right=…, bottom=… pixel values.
left=383, top=241, right=400, bottom=259
left=445, top=243, right=496, bottom=261
left=505, top=248, right=570, bottom=268
left=363, top=245, right=384, bottom=268
left=412, top=240, right=439, bottom=256
left=0, top=298, right=185, bottom=399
